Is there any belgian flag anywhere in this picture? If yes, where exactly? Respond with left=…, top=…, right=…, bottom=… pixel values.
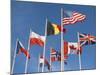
left=47, top=21, right=66, bottom=36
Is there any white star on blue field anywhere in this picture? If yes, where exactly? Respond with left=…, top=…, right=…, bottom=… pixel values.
left=11, top=1, right=96, bottom=74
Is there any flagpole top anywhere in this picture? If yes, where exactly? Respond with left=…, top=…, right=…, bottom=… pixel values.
left=16, top=38, right=19, bottom=42
left=30, top=28, right=32, bottom=32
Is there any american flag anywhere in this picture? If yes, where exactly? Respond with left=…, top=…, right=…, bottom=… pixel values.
left=79, top=33, right=96, bottom=46
left=63, top=11, right=86, bottom=25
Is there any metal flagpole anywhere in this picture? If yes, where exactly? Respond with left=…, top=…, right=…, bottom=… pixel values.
left=50, top=48, right=52, bottom=71
left=61, top=8, right=64, bottom=72
left=42, top=18, right=47, bottom=72
left=38, top=54, right=40, bottom=72
left=11, top=39, right=18, bottom=74
left=25, top=29, right=31, bottom=74
left=77, top=32, right=82, bottom=70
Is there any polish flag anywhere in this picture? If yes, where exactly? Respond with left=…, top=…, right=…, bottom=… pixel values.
left=30, top=31, right=45, bottom=47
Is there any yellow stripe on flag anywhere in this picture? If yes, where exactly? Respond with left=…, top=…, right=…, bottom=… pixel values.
left=52, top=24, right=60, bottom=35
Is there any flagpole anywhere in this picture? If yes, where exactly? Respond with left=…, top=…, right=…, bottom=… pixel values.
left=42, top=18, right=47, bottom=72
left=61, top=8, right=64, bottom=72
left=50, top=48, right=52, bottom=71
left=11, top=39, right=18, bottom=74
left=77, top=32, right=82, bottom=70
left=25, top=29, right=31, bottom=74
left=38, top=54, right=40, bottom=72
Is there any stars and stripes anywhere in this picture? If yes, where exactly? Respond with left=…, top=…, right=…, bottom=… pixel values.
left=11, top=5, right=97, bottom=73
left=63, top=11, right=86, bottom=25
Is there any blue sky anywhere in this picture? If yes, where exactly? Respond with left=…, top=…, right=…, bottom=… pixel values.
left=11, top=1, right=96, bottom=74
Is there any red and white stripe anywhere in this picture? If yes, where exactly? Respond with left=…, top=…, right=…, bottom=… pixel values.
left=30, top=31, right=45, bottom=47
left=63, top=12, right=86, bottom=25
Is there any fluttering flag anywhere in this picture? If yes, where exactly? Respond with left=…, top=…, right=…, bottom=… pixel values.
left=39, top=55, right=50, bottom=70
left=79, top=33, right=96, bottom=46
left=50, top=48, right=61, bottom=62
left=47, top=21, right=66, bottom=36
left=30, top=31, right=45, bottom=47
left=63, top=11, right=86, bottom=25
left=16, top=40, right=30, bottom=59
left=50, top=48, right=67, bottom=64
left=64, top=41, right=82, bottom=55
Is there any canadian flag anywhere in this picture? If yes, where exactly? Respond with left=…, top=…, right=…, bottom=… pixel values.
left=64, top=41, right=82, bottom=56
left=30, top=31, right=45, bottom=47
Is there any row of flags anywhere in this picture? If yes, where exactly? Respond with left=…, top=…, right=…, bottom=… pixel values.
left=12, top=10, right=95, bottom=73
left=16, top=31, right=96, bottom=71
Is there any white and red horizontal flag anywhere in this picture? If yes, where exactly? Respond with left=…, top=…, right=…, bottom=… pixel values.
left=30, top=31, right=45, bottom=47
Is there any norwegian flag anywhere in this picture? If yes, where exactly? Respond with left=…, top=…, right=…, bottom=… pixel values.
left=79, top=33, right=96, bottom=46
left=50, top=48, right=60, bottom=62
left=50, top=48, right=67, bottom=64
left=63, top=11, right=86, bottom=25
